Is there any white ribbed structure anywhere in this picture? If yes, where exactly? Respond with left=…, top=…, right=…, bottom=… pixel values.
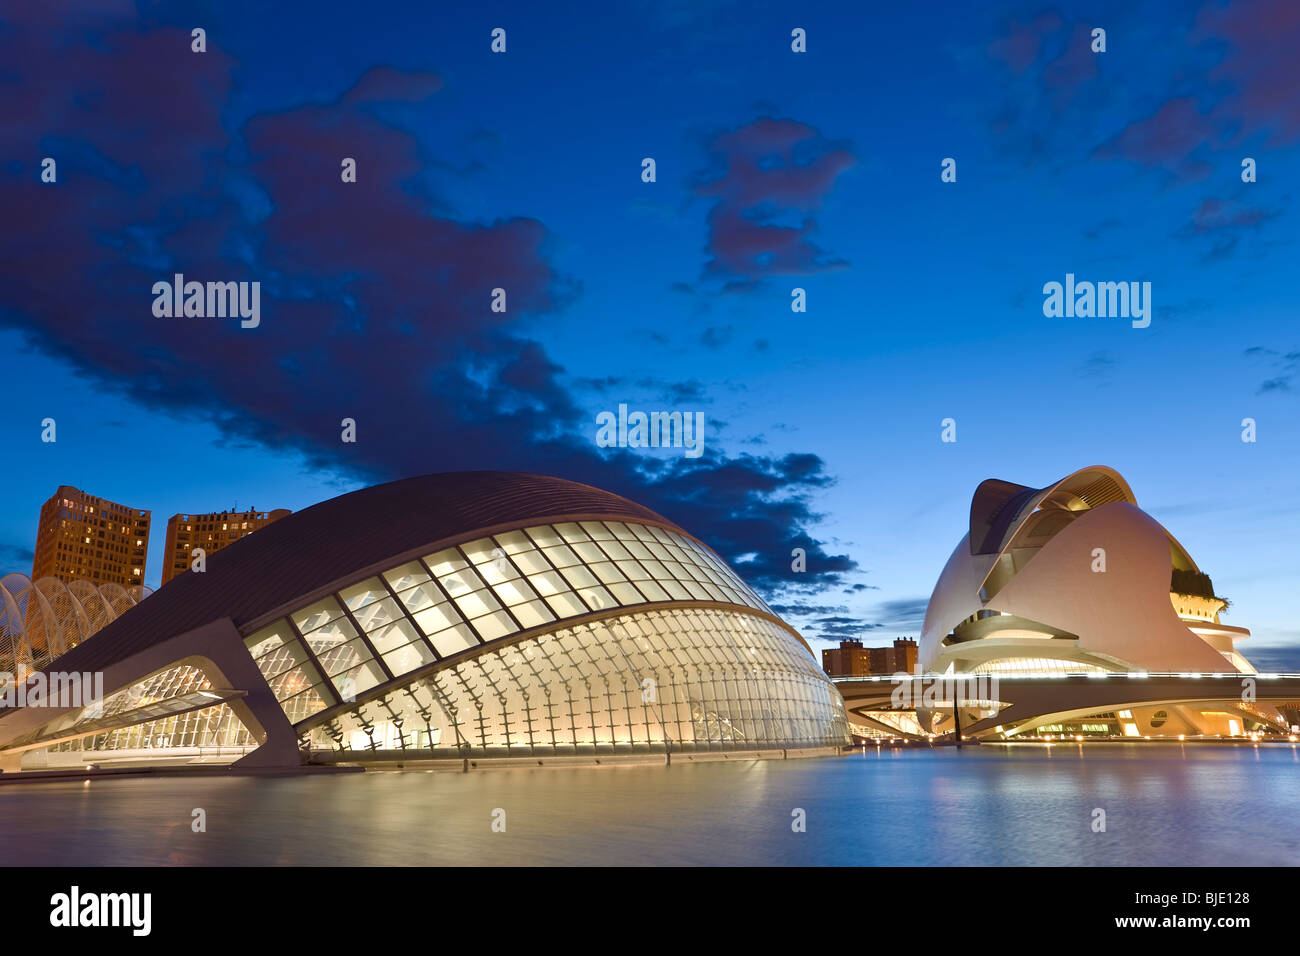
left=0, top=572, right=152, bottom=673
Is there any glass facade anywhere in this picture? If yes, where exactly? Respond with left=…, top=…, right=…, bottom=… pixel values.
left=240, top=519, right=848, bottom=757
left=41, top=664, right=255, bottom=755
left=971, top=657, right=1108, bottom=675
left=303, top=607, right=847, bottom=755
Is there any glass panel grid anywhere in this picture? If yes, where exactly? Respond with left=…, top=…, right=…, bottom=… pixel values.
left=298, top=606, right=847, bottom=753
left=246, top=519, right=806, bottom=747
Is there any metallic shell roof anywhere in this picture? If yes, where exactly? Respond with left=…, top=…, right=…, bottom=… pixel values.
left=48, top=471, right=681, bottom=675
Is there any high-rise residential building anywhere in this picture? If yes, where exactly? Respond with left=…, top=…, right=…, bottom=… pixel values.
left=161, top=507, right=291, bottom=585
left=822, top=638, right=918, bottom=677
left=871, top=637, right=918, bottom=675
left=823, top=638, right=870, bottom=677
left=30, top=486, right=151, bottom=588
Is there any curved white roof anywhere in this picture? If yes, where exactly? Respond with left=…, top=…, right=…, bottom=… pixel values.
left=920, top=466, right=1248, bottom=674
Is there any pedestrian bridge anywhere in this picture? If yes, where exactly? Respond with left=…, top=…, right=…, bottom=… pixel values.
left=832, top=672, right=1300, bottom=741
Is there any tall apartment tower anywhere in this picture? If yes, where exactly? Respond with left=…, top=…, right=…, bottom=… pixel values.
left=822, top=638, right=870, bottom=677
left=161, top=507, right=291, bottom=585
left=30, top=486, right=151, bottom=588
left=822, top=637, right=919, bottom=678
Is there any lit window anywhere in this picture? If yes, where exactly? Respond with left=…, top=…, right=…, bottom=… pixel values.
left=507, top=549, right=549, bottom=575
left=339, top=578, right=387, bottom=612
left=383, top=561, right=429, bottom=591
left=511, top=600, right=555, bottom=629
left=367, top=619, right=420, bottom=655
left=492, top=530, right=533, bottom=554
left=458, top=537, right=500, bottom=566
left=424, top=548, right=467, bottom=578
left=471, top=610, right=514, bottom=641
left=438, top=566, right=482, bottom=598
left=527, top=570, right=567, bottom=596
left=428, top=623, right=477, bottom=658
left=544, top=591, right=586, bottom=618
left=292, top=596, right=346, bottom=634
left=353, top=597, right=401, bottom=633
left=454, top=588, right=501, bottom=619
left=411, top=602, right=461, bottom=635
left=491, top=577, right=538, bottom=607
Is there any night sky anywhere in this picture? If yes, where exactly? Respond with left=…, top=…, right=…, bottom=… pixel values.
left=2, top=0, right=1298, bottom=668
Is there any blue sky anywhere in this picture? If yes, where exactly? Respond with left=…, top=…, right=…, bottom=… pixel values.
left=2, top=0, right=1298, bottom=667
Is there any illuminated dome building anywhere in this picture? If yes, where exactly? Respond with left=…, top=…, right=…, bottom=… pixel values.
left=898, top=466, right=1289, bottom=739
left=921, top=466, right=1255, bottom=677
left=0, top=472, right=848, bottom=770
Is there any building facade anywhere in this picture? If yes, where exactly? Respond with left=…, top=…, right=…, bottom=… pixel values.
left=0, top=472, right=850, bottom=771
left=836, top=467, right=1298, bottom=742
left=822, top=638, right=917, bottom=678
left=30, top=486, right=150, bottom=589
left=161, top=508, right=291, bottom=585
left=919, top=465, right=1254, bottom=677
left=832, top=465, right=1297, bottom=742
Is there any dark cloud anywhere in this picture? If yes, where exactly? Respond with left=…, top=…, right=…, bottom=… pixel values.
left=1196, top=0, right=1300, bottom=146
left=574, top=377, right=710, bottom=406
left=769, top=602, right=852, bottom=618
left=341, top=66, right=443, bottom=105
left=1182, top=196, right=1278, bottom=235
left=1163, top=298, right=1212, bottom=319
left=808, top=616, right=867, bottom=639
left=0, top=543, right=35, bottom=569
left=1077, top=350, right=1118, bottom=384
left=700, top=325, right=733, bottom=349
left=1242, top=644, right=1300, bottom=673
left=1094, top=97, right=1215, bottom=175
left=769, top=601, right=878, bottom=642
left=573, top=375, right=626, bottom=393
left=1086, top=1, right=1300, bottom=176
left=692, top=117, right=855, bottom=281
left=1082, top=217, right=1124, bottom=240
left=0, top=6, right=854, bottom=598
left=1244, top=346, right=1300, bottom=395
left=1041, top=22, right=1100, bottom=107
left=1201, top=235, right=1239, bottom=262
left=988, top=0, right=1300, bottom=185
left=864, top=597, right=929, bottom=630
left=660, top=380, right=708, bottom=403
left=987, top=9, right=1064, bottom=73
left=984, top=9, right=1111, bottom=168
left=770, top=585, right=910, bottom=645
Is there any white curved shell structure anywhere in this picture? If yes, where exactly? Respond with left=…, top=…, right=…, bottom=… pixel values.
left=920, top=466, right=1252, bottom=675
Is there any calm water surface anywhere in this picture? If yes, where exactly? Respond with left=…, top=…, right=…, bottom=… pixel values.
left=3, top=744, right=1297, bottom=866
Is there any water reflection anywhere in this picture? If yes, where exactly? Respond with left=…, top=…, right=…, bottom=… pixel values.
left=1, top=745, right=1296, bottom=866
